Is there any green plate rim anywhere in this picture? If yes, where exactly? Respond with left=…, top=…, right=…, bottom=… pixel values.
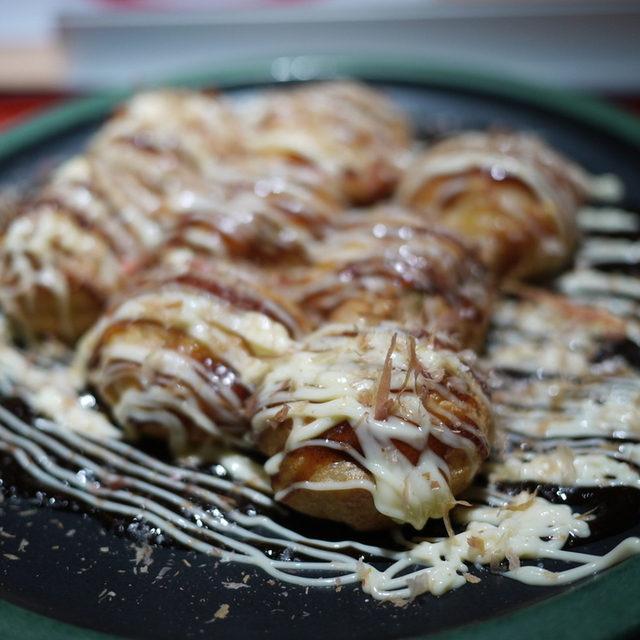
left=1, top=54, right=640, bottom=640
left=2, top=55, right=640, bottom=163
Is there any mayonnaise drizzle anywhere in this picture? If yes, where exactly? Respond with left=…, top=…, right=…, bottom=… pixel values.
left=3, top=204, right=640, bottom=603
left=1, top=95, right=640, bottom=605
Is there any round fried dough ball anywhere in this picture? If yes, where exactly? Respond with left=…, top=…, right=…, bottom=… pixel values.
left=396, top=131, right=592, bottom=282
left=250, top=323, right=493, bottom=531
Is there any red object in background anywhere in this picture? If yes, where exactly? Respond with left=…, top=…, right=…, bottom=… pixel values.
left=611, top=96, right=640, bottom=118
left=0, top=93, right=66, bottom=131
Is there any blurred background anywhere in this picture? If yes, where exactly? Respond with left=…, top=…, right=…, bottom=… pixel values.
left=0, top=0, right=639, bottom=126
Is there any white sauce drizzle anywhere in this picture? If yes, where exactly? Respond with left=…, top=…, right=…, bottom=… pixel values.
left=578, top=206, right=640, bottom=233
left=76, top=289, right=295, bottom=384
left=3, top=252, right=639, bottom=602
left=0, top=88, right=639, bottom=606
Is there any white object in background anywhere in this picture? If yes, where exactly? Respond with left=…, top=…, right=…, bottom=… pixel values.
left=57, top=0, right=640, bottom=92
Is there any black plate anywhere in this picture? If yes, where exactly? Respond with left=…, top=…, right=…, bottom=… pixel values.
left=1, top=57, right=640, bottom=640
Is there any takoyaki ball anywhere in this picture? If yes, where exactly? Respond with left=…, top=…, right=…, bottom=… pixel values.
left=83, top=88, right=247, bottom=240
left=0, top=157, right=151, bottom=343
left=161, top=156, right=346, bottom=266
left=250, top=324, right=493, bottom=531
left=75, top=258, right=310, bottom=453
left=237, top=81, right=412, bottom=205
left=90, top=88, right=245, bottom=169
left=396, top=131, right=592, bottom=281
left=295, top=206, right=495, bottom=351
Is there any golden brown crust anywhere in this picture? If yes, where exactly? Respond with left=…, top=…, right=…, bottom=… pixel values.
left=273, top=453, right=394, bottom=531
